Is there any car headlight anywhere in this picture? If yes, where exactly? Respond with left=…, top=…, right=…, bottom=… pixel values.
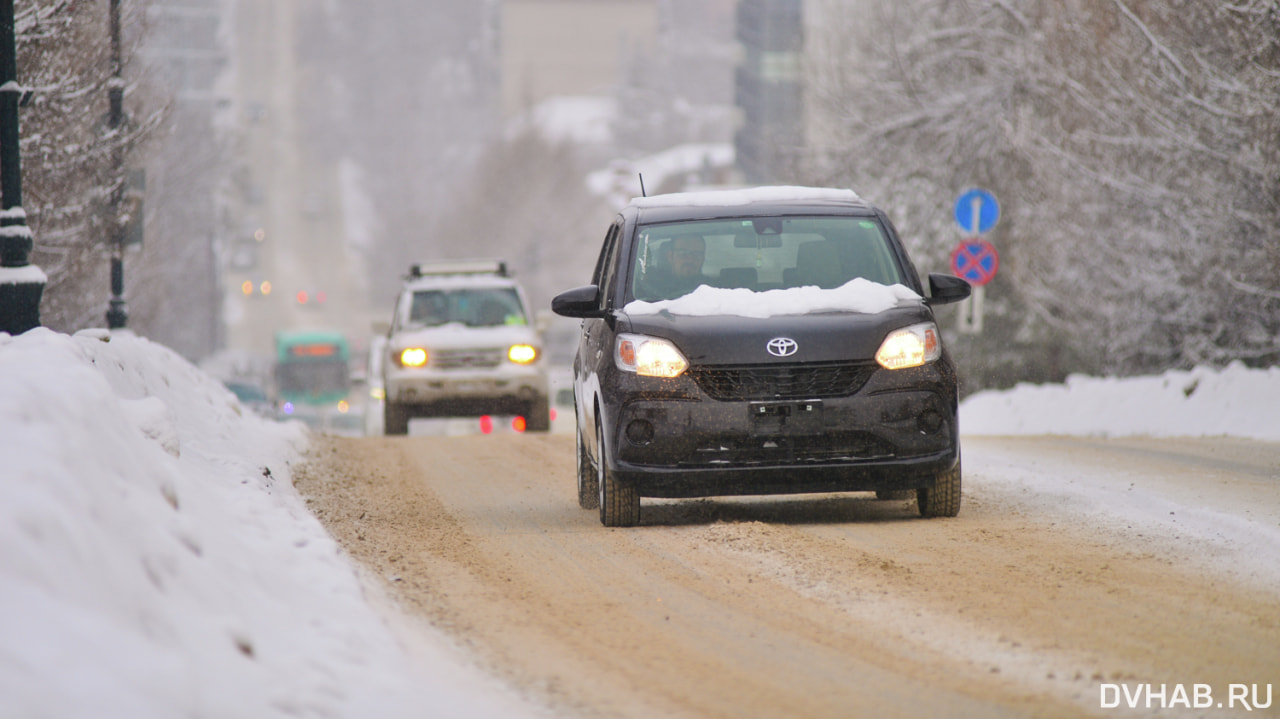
left=616, top=333, right=689, bottom=378
left=875, top=322, right=941, bottom=370
left=508, top=344, right=538, bottom=364
left=398, top=347, right=428, bottom=367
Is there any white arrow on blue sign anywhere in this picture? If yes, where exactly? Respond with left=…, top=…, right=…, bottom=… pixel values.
left=954, top=188, right=999, bottom=235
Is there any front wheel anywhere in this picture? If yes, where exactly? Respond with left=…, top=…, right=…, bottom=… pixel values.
left=384, top=400, right=410, bottom=436
left=917, top=457, right=962, bottom=518
left=525, top=395, right=551, bottom=432
left=597, top=419, right=639, bottom=527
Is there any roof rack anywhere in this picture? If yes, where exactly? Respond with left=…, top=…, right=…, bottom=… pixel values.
left=409, top=259, right=509, bottom=279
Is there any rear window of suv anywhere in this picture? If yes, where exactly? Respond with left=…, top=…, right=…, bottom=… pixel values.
left=628, top=216, right=904, bottom=302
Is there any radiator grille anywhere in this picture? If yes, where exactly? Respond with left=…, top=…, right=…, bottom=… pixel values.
left=432, top=348, right=504, bottom=370
left=690, top=362, right=876, bottom=401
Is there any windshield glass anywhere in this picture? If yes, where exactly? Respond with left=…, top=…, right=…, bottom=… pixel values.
left=629, top=217, right=904, bottom=302
left=408, top=288, right=528, bottom=328
left=276, top=360, right=348, bottom=398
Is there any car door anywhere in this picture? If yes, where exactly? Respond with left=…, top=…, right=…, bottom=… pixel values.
left=577, top=220, right=623, bottom=450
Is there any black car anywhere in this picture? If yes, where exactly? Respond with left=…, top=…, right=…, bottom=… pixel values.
left=552, top=187, right=971, bottom=526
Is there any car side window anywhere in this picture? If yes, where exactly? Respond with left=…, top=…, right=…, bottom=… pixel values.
left=591, top=221, right=623, bottom=309
left=588, top=218, right=624, bottom=308
left=591, top=222, right=620, bottom=287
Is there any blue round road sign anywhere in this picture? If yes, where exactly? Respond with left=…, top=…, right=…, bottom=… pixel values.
left=954, top=188, right=999, bottom=235
left=950, top=239, right=999, bottom=286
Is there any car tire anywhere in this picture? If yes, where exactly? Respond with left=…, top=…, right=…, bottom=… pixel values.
left=917, top=457, right=962, bottom=518
left=525, top=395, right=551, bottom=432
left=577, top=422, right=599, bottom=509
left=875, top=489, right=914, bottom=501
left=597, top=419, right=639, bottom=527
left=384, top=400, right=410, bottom=436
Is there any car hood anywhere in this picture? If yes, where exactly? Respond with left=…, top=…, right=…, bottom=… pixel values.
left=390, top=323, right=540, bottom=350
left=617, top=304, right=934, bottom=365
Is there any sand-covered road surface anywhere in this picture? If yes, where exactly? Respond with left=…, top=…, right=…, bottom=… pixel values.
left=294, top=434, right=1280, bottom=719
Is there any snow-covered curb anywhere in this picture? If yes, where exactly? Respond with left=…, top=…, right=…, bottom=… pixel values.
left=961, top=362, right=1280, bottom=441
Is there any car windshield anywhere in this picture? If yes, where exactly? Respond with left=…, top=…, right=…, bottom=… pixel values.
left=276, top=360, right=348, bottom=397
left=629, top=216, right=904, bottom=302
left=407, top=288, right=528, bottom=328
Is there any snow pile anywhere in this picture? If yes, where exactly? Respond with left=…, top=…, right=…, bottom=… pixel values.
left=625, top=278, right=921, bottom=318
left=0, top=328, right=537, bottom=719
left=961, top=361, right=1280, bottom=440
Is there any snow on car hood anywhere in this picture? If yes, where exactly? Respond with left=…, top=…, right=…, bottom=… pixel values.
left=623, top=279, right=922, bottom=319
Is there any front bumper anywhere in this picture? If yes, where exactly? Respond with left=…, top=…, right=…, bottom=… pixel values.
left=385, top=364, right=547, bottom=409
left=603, top=364, right=959, bottom=498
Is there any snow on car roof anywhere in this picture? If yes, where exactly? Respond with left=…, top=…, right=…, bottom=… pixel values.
left=405, top=274, right=519, bottom=291
left=629, top=185, right=860, bottom=209
left=624, top=278, right=921, bottom=318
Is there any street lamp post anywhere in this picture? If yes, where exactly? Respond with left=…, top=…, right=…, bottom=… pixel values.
left=104, top=0, right=127, bottom=329
left=0, top=0, right=44, bottom=334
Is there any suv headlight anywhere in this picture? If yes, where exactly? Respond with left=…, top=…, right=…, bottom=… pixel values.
left=875, top=322, right=941, bottom=370
left=397, top=347, right=428, bottom=368
left=508, top=344, right=538, bottom=364
left=616, top=333, right=689, bottom=378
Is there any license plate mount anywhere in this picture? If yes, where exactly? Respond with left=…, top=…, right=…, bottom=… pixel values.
left=748, top=399, right=824, bottom=435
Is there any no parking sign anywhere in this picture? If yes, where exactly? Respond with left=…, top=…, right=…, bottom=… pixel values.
left=951, top=188, right=1000, bottom=333
left=950, top=238, right=999, bottom=287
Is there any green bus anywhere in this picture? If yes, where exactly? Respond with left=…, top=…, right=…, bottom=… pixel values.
left=274, top=330, right=351, bottom=420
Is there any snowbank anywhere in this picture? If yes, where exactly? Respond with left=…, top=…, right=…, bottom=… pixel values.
left=0, top=328, right=539, bottom=719
left=961, top=361, right=1280, bottom=441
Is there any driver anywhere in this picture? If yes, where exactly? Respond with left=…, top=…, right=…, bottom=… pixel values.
left=638, top=234, right=708, bottom=300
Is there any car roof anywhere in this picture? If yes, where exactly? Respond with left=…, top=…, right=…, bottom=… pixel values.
left=626, top=186, right=877, bottom=224
left=403, top=274, right=520, bottom=292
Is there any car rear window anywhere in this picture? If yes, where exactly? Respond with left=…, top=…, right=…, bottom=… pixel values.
left=629, top=216, right=904, bottom=302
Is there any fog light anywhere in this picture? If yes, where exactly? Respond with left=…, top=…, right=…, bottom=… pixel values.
left=625, top=419, right=654, bottom=445
left=918, top=410, right=943, bottom=434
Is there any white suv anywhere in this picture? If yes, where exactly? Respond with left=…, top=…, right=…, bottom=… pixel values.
left=381, top=260, right=550, bottom=434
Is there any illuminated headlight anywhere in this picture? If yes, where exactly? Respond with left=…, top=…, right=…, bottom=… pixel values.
left=508, top=344, right=538, bottom=364
left=616, top=333, right=689, bottom=378
left=399, top=347, right=428, bottom=367
left=875, top=322, right=941, bottom=370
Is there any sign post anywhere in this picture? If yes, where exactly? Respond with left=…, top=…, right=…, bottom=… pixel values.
left=951, top=189, right=999, bottom=334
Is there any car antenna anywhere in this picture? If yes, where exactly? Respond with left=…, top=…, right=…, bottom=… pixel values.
left=638, top=173, right=647, bottom=197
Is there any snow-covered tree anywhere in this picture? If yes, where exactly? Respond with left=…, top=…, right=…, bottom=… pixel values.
left=807, top=0, right=1280, bottom=388
left=18, top=0, right=163, bottom=332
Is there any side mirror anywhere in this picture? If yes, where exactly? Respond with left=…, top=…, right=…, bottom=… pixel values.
left=926, top=273, right=971, bottom=306
left=551, top=285, right=605, bottom=318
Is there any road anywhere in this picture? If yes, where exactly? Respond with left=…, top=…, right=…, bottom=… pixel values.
left=294, top=435, right=1280, bottom=718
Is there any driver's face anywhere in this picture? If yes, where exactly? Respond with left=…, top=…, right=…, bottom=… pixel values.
left=670, top=237, right=705, bottom=276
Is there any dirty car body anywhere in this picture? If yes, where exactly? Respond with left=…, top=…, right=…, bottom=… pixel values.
left=552, top=187, right=972, bottom=526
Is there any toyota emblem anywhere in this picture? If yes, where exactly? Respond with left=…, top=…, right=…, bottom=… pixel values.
left=766, top=337, right=798, bottom=357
